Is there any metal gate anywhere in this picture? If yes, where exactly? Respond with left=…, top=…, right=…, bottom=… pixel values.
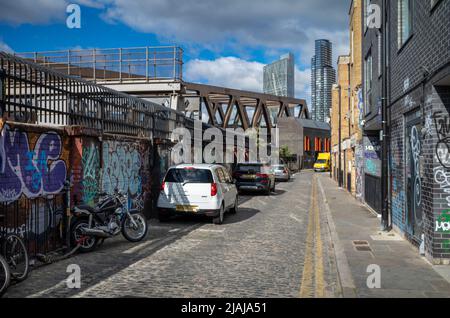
left=365, top=174, right=381, bottom=213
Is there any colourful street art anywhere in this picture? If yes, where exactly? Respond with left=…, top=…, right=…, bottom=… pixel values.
left=82, top=142, right=100, bottom=205
left=101, top=140, right=149, bottom=210
left=0, top=124, right=67, bottom=203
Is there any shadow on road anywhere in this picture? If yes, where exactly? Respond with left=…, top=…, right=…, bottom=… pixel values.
left=224, top=207, right=260, bottom=225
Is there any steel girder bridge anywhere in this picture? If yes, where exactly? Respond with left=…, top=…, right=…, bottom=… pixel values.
left=16, top=47, right=309, bottom=134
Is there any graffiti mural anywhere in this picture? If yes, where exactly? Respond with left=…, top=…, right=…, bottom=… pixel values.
left=102, top=140, right=150, bottom=209
left=0, top=124, right=67, bottom=203
left=82, top=141, right=100, bottom=205
left=364, top=136, right=381, bottom=177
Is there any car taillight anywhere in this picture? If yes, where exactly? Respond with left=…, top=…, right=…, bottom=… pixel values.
left=211, top=183, right=218, bottom=196
left=256, top=173, right=269, bottom=178
left=160, top=182, right=165, bottom=192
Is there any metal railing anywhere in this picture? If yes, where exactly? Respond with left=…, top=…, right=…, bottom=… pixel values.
left=15, top=46, right=184, bottom=83
left=0, top=52, right=187, bottom=139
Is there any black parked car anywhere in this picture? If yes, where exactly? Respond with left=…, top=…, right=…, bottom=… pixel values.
left=233, top=163, right=275, bottom=195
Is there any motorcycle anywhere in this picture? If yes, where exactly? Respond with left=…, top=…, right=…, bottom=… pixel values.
left=70, top=190, right=148, bottom=253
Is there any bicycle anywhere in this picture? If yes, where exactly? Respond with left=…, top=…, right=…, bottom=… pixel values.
left=0, top=214, right=30, bottom=297
left=0, top=253, right=10, bottom=297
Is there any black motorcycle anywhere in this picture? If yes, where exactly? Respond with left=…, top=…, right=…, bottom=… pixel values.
left=70, top=191, right=148, bottom=253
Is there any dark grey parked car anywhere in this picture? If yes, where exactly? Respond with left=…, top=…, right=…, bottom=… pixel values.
left=233, top=163, right=276, bottom=195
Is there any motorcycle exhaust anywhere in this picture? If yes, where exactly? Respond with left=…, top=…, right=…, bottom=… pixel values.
left=80, top=228, right=111, bottom=238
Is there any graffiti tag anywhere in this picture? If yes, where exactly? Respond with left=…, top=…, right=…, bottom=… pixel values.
left=0, top=125, right=67, bottom=203
left=433, top=111, right=450, bottom=169
left=436, top=210, right=450, bottom=232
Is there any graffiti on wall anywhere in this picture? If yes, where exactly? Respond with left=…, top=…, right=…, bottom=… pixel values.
left=433, top=111, right=450, bottom=169
left=410, top=126, right=422, bottom=208
left=433, top=111, right=450, bottom=210
left=355, top=143, right=364, bottom=199
left=82, top=142, right=100, bottom=205
left=102, top=140, right=148, bottom=209
left=364, top=136, right=381, bottom=177
left=0, top=124, right=67, bottom=203
left=436, top=210, right=450, bottom=232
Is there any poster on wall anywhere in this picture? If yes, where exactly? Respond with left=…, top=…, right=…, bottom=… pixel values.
left=364, top=136, right=381, bottom=177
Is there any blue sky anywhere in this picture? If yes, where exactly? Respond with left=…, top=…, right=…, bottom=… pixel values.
left=0, top=0, right=351, bottom=103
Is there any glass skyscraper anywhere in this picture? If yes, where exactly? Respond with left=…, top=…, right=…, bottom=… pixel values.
left=263, top=53, right=295, bottom=98
left=311, top=40, right=336, bottom=122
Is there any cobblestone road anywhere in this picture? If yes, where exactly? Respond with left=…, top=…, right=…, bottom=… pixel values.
left=4, top=171, right=340, bottom=298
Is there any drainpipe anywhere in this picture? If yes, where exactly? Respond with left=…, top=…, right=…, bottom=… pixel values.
left=381, top=0, right=390, bottom=231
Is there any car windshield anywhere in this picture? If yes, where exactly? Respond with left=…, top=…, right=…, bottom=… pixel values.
left=272, top=165, right=285, bottom=170
left=316, top=159, right=327, bottom=164
left=236, top=164, right=263, bottom=173
left=164, top=168, right=213, bottom=184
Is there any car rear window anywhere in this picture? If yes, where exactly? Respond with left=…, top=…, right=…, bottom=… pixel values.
left=235, top=164, right=267, bottom=173
left=164, top=168, right=213, bottom=183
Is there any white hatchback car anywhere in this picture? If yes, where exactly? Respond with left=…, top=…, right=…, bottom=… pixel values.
left=157, top=164, right=239, bottom=224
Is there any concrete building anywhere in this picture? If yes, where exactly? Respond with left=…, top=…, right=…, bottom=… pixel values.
left=362, top=0, right=450, bottom=264
left=311, top=40, right=336, bottom=122
left=263, top=53, right=295, bottom=98
left=331, top=0, right=364, bottom=200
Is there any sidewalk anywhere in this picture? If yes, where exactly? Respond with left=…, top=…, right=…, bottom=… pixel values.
left=317, top=174, right=450, bottom=298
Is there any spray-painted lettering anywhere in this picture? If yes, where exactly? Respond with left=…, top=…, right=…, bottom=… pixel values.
left=0, top=124, right=67, bottom=202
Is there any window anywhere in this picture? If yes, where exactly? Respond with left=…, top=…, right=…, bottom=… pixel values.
left=164, top=168, right=213, bottom=184
left=216, top=168, right=226, bottom=183
left=304, top=136, right=311, bottom=152
left=364, top=52, right=373, bottom=115
left=398, top=0, right=412, bottom=48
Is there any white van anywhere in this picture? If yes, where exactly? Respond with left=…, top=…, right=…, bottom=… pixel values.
left=157, top=164, right=239, bottom=224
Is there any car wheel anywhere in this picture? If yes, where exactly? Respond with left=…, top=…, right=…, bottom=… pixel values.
left=229, top=196, right=238, bottom=214
left=213, top=204, right=225, bottom=225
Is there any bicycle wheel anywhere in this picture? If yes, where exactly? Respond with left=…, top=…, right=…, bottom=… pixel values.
left=3, top=234, right=29, bottom=282
left=0, top=255, right=10, bottom=297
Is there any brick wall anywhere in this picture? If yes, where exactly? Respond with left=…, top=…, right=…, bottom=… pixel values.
left=0, top=122, right=155, bottom=255
left=387, top=0, right=450, bottom=263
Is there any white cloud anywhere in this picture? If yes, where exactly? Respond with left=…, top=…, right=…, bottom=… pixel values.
left=0, top=0, right=104, bottom=25
left=0, top=0, right=67, bottom=25
left=98, top=0, right=350, bottom=65
left=185, top=57, right=311, bottom=103
left=0, top=40, right=13, bottom=53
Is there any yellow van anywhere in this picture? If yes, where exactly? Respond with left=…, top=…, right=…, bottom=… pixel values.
left=314, top=153, right=331, bottom=172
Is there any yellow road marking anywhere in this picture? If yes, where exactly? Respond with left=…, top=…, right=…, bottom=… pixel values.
left=299, top=175, right=325, bottom=298
left=314, top=176, right=325, bottom=297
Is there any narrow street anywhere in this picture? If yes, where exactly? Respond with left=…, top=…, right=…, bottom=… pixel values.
left=4, top=171, right=340, bottom=298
